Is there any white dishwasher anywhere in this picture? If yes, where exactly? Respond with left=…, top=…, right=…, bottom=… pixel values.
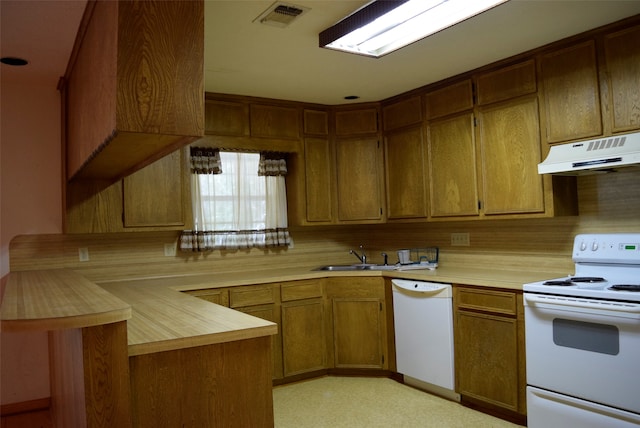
left=392, top=279, right=458, bottom=400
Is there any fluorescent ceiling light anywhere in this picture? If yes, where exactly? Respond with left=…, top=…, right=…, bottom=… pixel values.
left=319, top=0, right=509, bottom=58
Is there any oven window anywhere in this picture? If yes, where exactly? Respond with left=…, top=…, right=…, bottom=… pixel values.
left=553, top=318, right=619, bottom=355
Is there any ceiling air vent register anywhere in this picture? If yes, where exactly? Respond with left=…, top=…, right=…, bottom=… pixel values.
left=254, top=2, right=310, bottom=28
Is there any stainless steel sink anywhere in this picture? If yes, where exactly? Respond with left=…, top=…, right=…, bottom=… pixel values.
left=314, top=264, right=397, bottom=271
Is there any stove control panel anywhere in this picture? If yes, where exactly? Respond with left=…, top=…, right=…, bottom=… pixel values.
left=574, top=233, right=640, bottom=264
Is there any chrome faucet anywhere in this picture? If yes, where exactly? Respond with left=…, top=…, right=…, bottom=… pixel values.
left=349, top=245, right=367, bottom=264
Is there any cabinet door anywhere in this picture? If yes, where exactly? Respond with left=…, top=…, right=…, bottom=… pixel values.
left=250, top=104, right=300, bottom=139
left=325, top=277, right=387, bottom=370
left=425, top=79, right=473, bottom=120
left=281, top=298, right=326, bottom=377
left=335, top=137, right=384, bottom=221
left=477, top=95, right=545, bottom=215
left=604, top=24, right=640, bottom=133
left=455, top=310, right=520, bottom=412
left=385, top=125, right=428, bottom=219
left=332, top=298, right=384, bottom=369
left=540, top=40, right=602, bottom=143
left=304, top=137, right=334, bottom=222
left=204, top=99, right=249, bottom=136
left=427, top=113, right=479, bottom=217
left=335, top=108, right=378, bottom=136
left=123, top=148, right=189, bottom=228
left=382, top=96, right=423, bottom=131
left=236, top=303, right=283, bottom=380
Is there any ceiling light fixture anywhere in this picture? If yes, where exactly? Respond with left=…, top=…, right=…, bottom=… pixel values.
left=319, top=0, right=509, bottom=58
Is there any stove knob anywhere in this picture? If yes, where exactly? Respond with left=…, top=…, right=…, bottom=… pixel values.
left=591, top=241, right=599, bottom=251
left=580, top=241, right=587, bottom=251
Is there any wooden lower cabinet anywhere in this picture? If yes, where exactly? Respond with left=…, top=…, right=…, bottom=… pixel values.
left=184, top=287, right=229, bottom=306
left=453, top=285, right=526, bottom=421
left=325, top=277, right=388, bottom=369
left=129, top=337, right=273, bottom=428
left=280, top=280, right=326, bottom=377
left=230, top=284, right=283, bottom=380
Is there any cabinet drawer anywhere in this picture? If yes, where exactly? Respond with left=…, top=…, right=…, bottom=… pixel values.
left=281, top=280, right=323, bottom=302
left=229, top=284, right=277, bottom=308
left=185, top=288, right=229, bottom=307
left=455, top=287, right=517, bottom=316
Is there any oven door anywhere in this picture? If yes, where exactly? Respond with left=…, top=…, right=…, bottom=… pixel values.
left=524, top=293, right=640, bottom=414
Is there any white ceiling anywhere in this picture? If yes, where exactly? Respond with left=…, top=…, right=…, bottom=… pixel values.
left=3, top=1, right=640, bottom=105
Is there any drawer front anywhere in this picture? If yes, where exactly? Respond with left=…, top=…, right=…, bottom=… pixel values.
left=230, top=284, right=276, bottom=308
left=185, top=288, right=229, bottom=307
left=455, top=286, right=517, bottom=316
left=281, top=280, right=322, bottom=302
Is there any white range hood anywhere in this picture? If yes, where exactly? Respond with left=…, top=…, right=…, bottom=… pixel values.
left=538, top=131, right=640, bottom=175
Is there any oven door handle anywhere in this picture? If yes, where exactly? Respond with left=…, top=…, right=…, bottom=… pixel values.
left=524, top=293, right=640, bottom=315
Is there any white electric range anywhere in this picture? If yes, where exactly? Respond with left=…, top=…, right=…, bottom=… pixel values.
left=523, top=233, right=640, bottom=428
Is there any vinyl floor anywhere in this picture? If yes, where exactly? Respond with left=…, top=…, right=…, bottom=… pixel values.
left=273, top=376, right=523, bottom=428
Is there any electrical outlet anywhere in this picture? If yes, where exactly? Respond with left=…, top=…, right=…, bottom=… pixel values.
left=164, top=243, right=177, bottom=257
left=78, top=247, right=90, bottom=262
left=451, top=232, right=470, bottom=246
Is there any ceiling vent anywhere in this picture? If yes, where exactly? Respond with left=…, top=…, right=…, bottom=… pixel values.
left=254, top=2, right=310, bottom=28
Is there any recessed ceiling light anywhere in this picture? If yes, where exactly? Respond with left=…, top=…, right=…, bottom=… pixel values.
left=344, top=95, right=360, bottom=100
left=1, top=57, right=29, bottom=66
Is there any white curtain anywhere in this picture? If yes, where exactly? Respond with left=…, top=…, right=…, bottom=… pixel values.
left=181, top=150, right=291, bottom=251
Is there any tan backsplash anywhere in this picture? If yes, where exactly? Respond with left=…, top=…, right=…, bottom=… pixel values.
left=10, top=170, right=640, bottom=282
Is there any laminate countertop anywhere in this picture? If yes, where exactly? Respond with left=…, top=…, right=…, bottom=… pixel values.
left=0, top=269, right=131, bottom=332
left=97, top=264, right=566, bottom=293
left=1, top=265, right=563, bottom=356
left=1, top=269, right=277, bottom=357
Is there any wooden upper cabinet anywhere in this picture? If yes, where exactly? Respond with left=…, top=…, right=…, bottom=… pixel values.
left=427, top=113, right=479, bottom=218
left=304, top=137, right=334, bottom=223
left=382, top=96, right=423, bottom=131
left=604, top=24, right=640, bottom=133
left=123, top=148, right=189, bottom=228
left=477, top=95, right=545, bottom=215
left=304, top=109, right=329, bottom=135
left=65, top=0, right=204, bottom=183
left=250, top=104, right=300, bottom=139
left=385, top=125, right=428, bottom=219
left=335, top=108, right=379, bottom=136
left=204, top=99, right=249, bottom=136
left=425, top=79, right=473, bottom=120
left=540, top=40, right=602, bottom=143
left=476, top=60, right=537, bottom=105
left=335, top=137, right=384, bottom=222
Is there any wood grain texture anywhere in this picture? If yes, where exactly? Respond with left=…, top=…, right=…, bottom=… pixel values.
left=0, top=270, right=131, bottom=332
left=425, top=79, right=473, bottom=119
left=385, top=124, right=428, bottom=219
left=335, top=137, right=384, bottom=221
left=129, top=337, right=274, bottom=428
left=65, top=0, right=118, bottom=180
left=334, top=107, right=379, bottom=136
left=281, top=298, right=326, bottom=377
left=603, top=24, right=640, bottom=132
left=99, top=282, right=277, bottom=356
left=540, top=40, right=602, bottom=143
left=116, top=1, right=203, bottom=136
left=477, top=95, right=544, bottom=215
left=427, top=113, right=479, bottom=217
left=476, top=60, right=537, bottom=106
left=82, top=323, right=132, bottom=428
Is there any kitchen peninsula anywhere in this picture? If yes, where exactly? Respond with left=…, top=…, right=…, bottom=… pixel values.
left=0, top=269, right=277, bottom=428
